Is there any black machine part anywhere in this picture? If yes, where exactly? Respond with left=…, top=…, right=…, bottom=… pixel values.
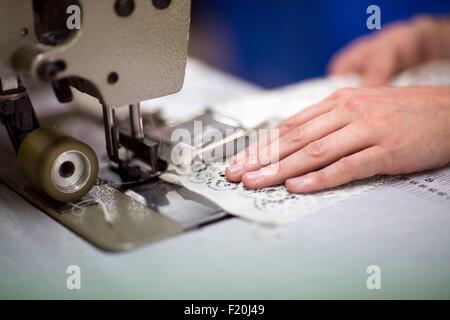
left=0, top=85, right=40, bottom=152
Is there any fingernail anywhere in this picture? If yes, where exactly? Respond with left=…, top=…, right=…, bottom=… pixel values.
left=244, top=170, right=262, bottom=182
left=287, top=177, right=305, bottom=188
left=227, top=163, right=244, bottom=175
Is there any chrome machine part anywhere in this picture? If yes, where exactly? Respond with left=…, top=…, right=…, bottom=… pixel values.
left=1, top=0, right=191, bottom=172
left=102, top=104, right=120, bottom=162
left=51, top=150, right=92, bottom=194
left=0, top=75, right=19, bottom=92
left=129, top=103, right=144, bottom=140
left=17, top=127, right=99, bottom=202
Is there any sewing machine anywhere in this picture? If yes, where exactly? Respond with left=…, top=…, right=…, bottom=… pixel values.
left=0, top=0, right=249, bottom=251
left=1, top=1, right=450, bottom=299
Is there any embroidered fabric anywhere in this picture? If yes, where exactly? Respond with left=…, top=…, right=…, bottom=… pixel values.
left=161, top=60, right=450, bottom=225
left=163, top=162, right=390, bottom=225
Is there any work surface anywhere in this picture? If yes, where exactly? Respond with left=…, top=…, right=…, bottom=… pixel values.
left=1, top=59, right=450, bottom=299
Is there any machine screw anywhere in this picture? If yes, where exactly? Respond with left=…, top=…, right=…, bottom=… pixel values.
left=107, top=72, right=119, bottom=84
left=115, top=0, right=135, bottom=17
left=152, top=0, right=171, bottom=10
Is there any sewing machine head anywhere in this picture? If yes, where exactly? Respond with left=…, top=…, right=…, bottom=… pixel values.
left=1, top=0, right=190, bottom=105
left=0, top=0, right=191, bottom=202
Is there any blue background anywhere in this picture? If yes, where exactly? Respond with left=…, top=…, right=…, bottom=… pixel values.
left=190, top=0, right=450, bottom=88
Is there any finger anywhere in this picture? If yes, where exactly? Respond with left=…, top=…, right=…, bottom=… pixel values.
left=279, top=98, right=337, bottom=134
left=231, top=127, right=280, bottom=164
left=226, top=109, right=349, bottom=181
left=362, top=69, right=394, bottom=86
left=265, top=109, right=349, bottom=163
left=232, top=99, right=336, bottom=164
left=285, top=145, right=386, bottom=193
left=241, top=124, right=374, bottom=189
left=328, top=52, right=366, bottom=75
left=328, top=42, right=369, bottom=75
left=225, top=162, right=261, bottom=182
left=361, top=52, right=398, bottom=86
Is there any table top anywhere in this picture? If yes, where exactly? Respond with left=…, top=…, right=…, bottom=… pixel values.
left=1, top=59, right=449, bottom=299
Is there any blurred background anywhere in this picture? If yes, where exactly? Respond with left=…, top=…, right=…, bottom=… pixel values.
left=189, top=0, right=450, bottom=88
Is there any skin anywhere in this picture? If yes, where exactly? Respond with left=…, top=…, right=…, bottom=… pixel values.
left=328, top=15, right=450, bottom=85
left=225, top=16, right=450, bottom=193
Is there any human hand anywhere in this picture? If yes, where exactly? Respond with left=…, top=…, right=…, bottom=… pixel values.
left=328, top=16, right=439, bottom=86
left=225, top=86, right=450, bottom=193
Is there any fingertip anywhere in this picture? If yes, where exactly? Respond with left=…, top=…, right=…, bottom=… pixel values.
left=327, top=62, right=338, bottom=75
left=225, top=163, right=245, bottom=181
left=225, top=168, right=241, bottom=182
left=242, top=171, right=263, bottom=189
left=328, top=55, right=356, bottom=75
left=330, top=65, right=361, bottom=77
left=328, top=62, right=345, bottom=75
